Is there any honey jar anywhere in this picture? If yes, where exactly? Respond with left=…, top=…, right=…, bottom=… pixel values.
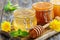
left=32, top=2, right=54, bottom=25
left=50, top=0, right=60, bottom=17
left=13, top=8, right=37, bottom=31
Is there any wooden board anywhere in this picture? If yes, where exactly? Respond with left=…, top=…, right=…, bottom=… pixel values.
left=0, top=0, right=60, bottom=40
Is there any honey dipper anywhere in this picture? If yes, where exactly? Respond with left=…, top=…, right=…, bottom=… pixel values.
left=35, top=16, right=60, bottom=40
left=29, top=23, right=49, bottom=39
left=29, top=16, right=60, bottom=39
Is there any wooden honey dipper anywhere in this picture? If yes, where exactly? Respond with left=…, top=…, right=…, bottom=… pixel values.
left=29, top=23, right=49, bottom=39
left=29, top=17, right=60, bottom=40
left=35, top=16, right=60, bottom=40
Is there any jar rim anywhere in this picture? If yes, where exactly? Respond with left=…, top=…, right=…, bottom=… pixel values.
left=13, top=8, right=35, bottom=18
left=32, top=2, right=53, bottom=11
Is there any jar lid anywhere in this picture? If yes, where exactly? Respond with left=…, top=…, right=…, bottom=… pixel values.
left=32, top=2, right=53, bottom=11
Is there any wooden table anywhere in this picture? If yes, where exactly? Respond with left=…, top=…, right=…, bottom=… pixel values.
left=0, top=0, right=60, bottom=40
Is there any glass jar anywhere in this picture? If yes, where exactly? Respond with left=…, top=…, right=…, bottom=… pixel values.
left=32, top=2, right=54, bottom=25
left=50, top=0, right=60, bottom=17
left=12, top=8, right=37, bottom=31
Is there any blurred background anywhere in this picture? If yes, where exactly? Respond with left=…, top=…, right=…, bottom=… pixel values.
left=0, top=0, right=60, bottom=40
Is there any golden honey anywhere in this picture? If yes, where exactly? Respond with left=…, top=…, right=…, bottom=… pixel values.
left=50, top=0, right=60, bottom=17
left=32, top=2, right=54, bottom=25
left=13, top=8, right=37, bottom=31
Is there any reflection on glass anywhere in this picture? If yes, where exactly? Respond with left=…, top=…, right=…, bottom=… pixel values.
left=13, top=8, right=37, bottom=31
left=32, top=2, right=54, bottom=25
left=50, top=0, right=60, bottom=17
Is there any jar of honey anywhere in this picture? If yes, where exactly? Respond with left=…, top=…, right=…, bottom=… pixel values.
left=50, top=0, right=60, bottom=17
left=12, top=8, right=37, bottom=31
left=32, top=2, right=54, bottom=25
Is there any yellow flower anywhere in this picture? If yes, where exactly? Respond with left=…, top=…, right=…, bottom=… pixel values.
left=1, top=21, right=11, bottom=32
left=50, top=19, right=60, bottom=32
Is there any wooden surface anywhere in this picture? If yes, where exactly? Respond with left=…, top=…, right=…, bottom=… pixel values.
left=0, top=0, right=60, bottom=40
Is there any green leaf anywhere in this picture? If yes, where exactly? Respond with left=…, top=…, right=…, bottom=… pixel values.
left=10, top=29, right=29, bottom=37
left=4, top=0, right=17, bottom=12
left=8, top=0, right=12, bottom=5
left=18, top=29, right=21, bottom=35
left=4, top=5, right=9, bottom=12
left=21, top=31, right=29, bottom=37
left=9, top=6, right=17, bottom=11
left=19, top=31, right=29, bottom=37
left=10, top=31, right=18, bottom=37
